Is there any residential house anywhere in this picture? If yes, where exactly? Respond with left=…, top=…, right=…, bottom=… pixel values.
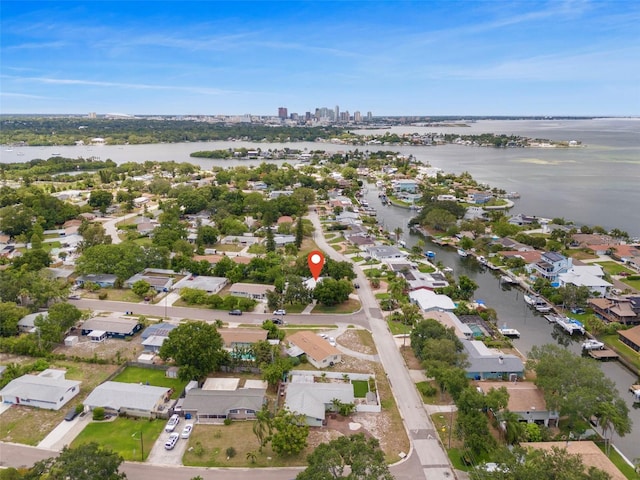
left=392, top=179, right=419, bottom=194
left=274, top=235, right=296, bottom=246
left=464, top=206, right=487, bottom=221
left=366, top=245, right=407, bottom=260
left=220, top=235, right=262, bottom=246
left=83, top=381, right=172, bottom=418
left=499, top=250, right=543, bottom=265
left=618, top=325, right=640, bottom=352
left=218, top=329, right=268, bottom=351
left=268, top=190, right=293, bottom=199
left=180, top=387, right=266, bottom=423
left=529, top=251, right=572, bottom=282
left=571, top=233, right=616, bottom=249
left=494, top=238, right=533, bottom=252
left=462, top=339, right=524, bottom=380
left=81, top=315, right=143, bottom=338
left=75, top=274, right=117, bottom=288
left=0, top=369, right=80, bottom=410
left=610, top=244, right=640, bottom=264
left=424, top=311, right=473, bottom=340
left=558, top=265, right=612, bottom=296
left=508, top=213, right=539, bottom=226
left=124, top=268, right=176, bottom=292
left=285, top=382, right=354, bottom=427
left=287, top=331, right=341, bottom=369
left=192, top=254, right=252, bottom=267
left=17, top=312, right=47, bottom=333
left=228, top=283, right=275, bottom=301
left=467, top=191, right=493, bottom=204
left=346, top=234, right=375, bottom=249
left=409, top=289, right=456, bottom=312
left=141, top=322, right=177, bottom=340
left=173, top=275, right=227, bottom=294
left=589, top=296, right=640, bottom=326
left=141, top=335, right=167, bottom=353
left=479, top=381, right=558, bottom=426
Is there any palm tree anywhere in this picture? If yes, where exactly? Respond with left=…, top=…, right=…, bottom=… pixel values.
left=394, top=227, right=403, bottom=245
left=252, top=405, right=272, bottom=453
left=246, top=450, right=258, bottom=464
left=500, top=410, right=525, bottom=445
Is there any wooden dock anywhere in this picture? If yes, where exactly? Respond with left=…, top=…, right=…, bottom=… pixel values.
left=588, top=349, right=619, bottom=361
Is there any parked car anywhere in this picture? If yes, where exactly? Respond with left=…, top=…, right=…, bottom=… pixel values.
left=269, top=318, right=285, bottom=325
left=181, top=423, right=193, bottom=439
left=164, top=432, right=180, bottom=450
left=165, top=414, right=180, bottom=432
left=68, top=294, right=81, bottom=300
left=353, top=283, right=360, bottom=289
left=328, top=337, right=336, bottom=347
left=273, top=309, right=287, bottom=316
left=228, top=309, right=243, bottom=316
left=64, top=407, right=79, bottom=421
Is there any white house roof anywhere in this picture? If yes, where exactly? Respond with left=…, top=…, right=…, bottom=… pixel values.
left=409, top=289, right=456, bottom=311
left=18, top=312, right=48, bottom=329
left=0, top=373, right=80, bottom=404
left=82, top=316, right=140, bottom=335
left=173, top=275, right=227, bottom=292
left=83, top=381, right=170, bottom=412
left=285, top=382, right=354, bottom=420
left=558, top=272, right=612, bottom=288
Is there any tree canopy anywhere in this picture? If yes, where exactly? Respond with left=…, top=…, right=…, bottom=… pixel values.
left=296, top=433, right=393, bottom=480
left=158, top=321, right=227, bottom=381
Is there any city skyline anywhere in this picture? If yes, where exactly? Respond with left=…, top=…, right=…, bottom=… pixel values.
left=1, top=1, right=639, bottom=116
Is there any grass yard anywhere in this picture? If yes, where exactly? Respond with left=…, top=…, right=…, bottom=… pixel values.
left=312, top=298, right=361, bottom=314
left=182, top=421, right=306, bottom=468
left=112, top=366, right=188, bottom=399
left=596, top=261, right=634, bottom=276
left=213, top=243, right=244, bottom=252
left=71, top=417, right=165, bottom=461
left=430, top=412, right=471, bottom=471
left=387, top=318, right=411, bottom=335
left=352, top=380, right=369, bottom=398
left=0, top=361, right=119, bottom=445
left=564, top=249, right=598, bottom=260
left=601, top=334, right=640, bottom=372
left=84, top=288, right=141, bottom=303
left=621, top=277, right=640, bottom=291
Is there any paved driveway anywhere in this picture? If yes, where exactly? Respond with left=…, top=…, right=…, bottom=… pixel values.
left=146, top=428, right=189, bottom=465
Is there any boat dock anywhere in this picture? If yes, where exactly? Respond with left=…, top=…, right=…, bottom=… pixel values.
left=588, top=349, right=619, bottom=361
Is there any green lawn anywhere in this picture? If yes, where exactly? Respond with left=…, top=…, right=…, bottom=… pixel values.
left=600, top=334, right=640, bottom=372
left=596, top=261, right=634, bottom=276
left=417, top=264, right=436, bottom=273
left=352, top=380, right=369, bottom=398
left=71, top=417, right=165, bottom=461
left=387, top=319, right=411, bottom=335
left=112, top=366, right=188, bottom=399
left=312, top=299, right=361, bottom=314
left=621, top=277, right=640, bottom=291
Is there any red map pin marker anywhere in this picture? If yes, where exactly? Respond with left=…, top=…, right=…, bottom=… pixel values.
left=307, top=250, right=325, bottom=280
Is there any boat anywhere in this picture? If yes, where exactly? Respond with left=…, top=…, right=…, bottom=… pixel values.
left=442, top=266, right=454, bottom=274
left=457, top=248, right=468, bottom=257
left=500, top=275, right=515, bottom=284
left=534, top=302, right=553, bottom=313
left=524, top=293, right=552, bottom=312
left=477, top=255, right=488, bottom=266
left=425, top=250, right=436, bottom=259
left=552, top=315, right=585, bottom=335
left=523, top=293, right=538, bottom=306
left=581, top=339, right=605, bottom=351
left=499, top=327, right=521, bottom=338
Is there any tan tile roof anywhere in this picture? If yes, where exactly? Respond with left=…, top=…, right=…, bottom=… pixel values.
left=479, top=381, right=547, bottom=412
left=618, top=325, right=640, bottom=346
left=288, top=330, right=341, bottom=362
left=521, top=441, right=626, bottom=480
left=192, top=254, right=251, bottom=265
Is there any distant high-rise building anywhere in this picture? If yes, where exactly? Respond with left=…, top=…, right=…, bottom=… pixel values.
left=88, top=112, right=96, bottom=119
left=335, top=105, right=340, bottom=123
left=354, top=111, right=362, bottom=123
left=305, top=112, right=312, bottom=121
left=278, top=107, right=288, bottom=119
left=367, top=111, right=373, bottom=121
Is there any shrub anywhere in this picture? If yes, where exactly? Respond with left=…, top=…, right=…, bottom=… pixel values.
left=92, top=407, right=105, bottom=421
left=75, top=404, right=84, bottom=414
left=417, top=382, right=437, bottom=398
left=226, top=446, right=236, bottom=458
left=223, top=418, right=232, bottom=426
left=98, top=292, right=108, bottom=300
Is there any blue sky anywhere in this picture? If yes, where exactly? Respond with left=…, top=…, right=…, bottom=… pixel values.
left=1, top=1, right=639, bottom=116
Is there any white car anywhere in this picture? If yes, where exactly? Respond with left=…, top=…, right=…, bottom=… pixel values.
left=582, top=339, right=605, bottom=350
left=164, top=432, right=180, bottom=450
left=273, top=309, right=287, bottom=316
left=165, top=414, right=180, bottom=432
left=181, top=423, right=193, bottom=439
left=328, top=337, right=336, bottom=347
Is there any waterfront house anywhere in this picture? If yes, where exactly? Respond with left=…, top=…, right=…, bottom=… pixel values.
left=529, top=251, right=572, bottom=282
left=366, top=245, right=406, bottom=260
left=558, top=265, right=612, bottom=296
left=0, top=369, right=80, bottom=411
left=287, top=331, right=341, bottom=369
left=424, top=311, right=473, bottom=340
left=392, top=179, right=419, bottom=194
left=618, top=325, right=640, bottom=352
left=409, top=289, right=456, bottom=312
left=588, top=296, right=640, bottom=326
left=479, top=381, right=558, bottom=427
left=83, top=381, right=172, bottom=418
left=462, top=340, right=524, bottom=380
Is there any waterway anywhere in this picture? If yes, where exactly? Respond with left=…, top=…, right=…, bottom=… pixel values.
left=361, top=183, right=640, bottom=461
left=1, top=118, right=639, bottom=236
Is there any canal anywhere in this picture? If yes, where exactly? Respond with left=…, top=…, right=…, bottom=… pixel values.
left=362, top=182, right=640, bottom=462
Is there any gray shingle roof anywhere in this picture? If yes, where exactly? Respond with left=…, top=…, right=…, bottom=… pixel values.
left=83, top=381, right=170, bottom=411
left=181, top=388, right=266, bottom=415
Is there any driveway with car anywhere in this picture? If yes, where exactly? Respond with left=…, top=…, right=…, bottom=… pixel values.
left=146, top=429, right=189, bottom=465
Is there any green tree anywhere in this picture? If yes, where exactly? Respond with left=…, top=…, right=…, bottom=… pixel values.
left=78, top=221, right=112, bottom=251
left=0, top=204, right=34, bottom=238
left=0, top=301, right=28, bottom=337
left=88, top=190, right=113, bottom=213
left=26, top=442, right=127, bottom=480
left=158, top=321, right=227, bottom=381
left=296, top=433, right=393, bottom=480
left=295, top=216, right=304, bottom=249
left=265, top=226, right=276, bottom=253
left=270, top=408, right=309, bottom=456
left=131, top=280, right=151, bottom=297
left=252, top=404, right=273, bottom=453
left=313, top=278, right=352, bottom=306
